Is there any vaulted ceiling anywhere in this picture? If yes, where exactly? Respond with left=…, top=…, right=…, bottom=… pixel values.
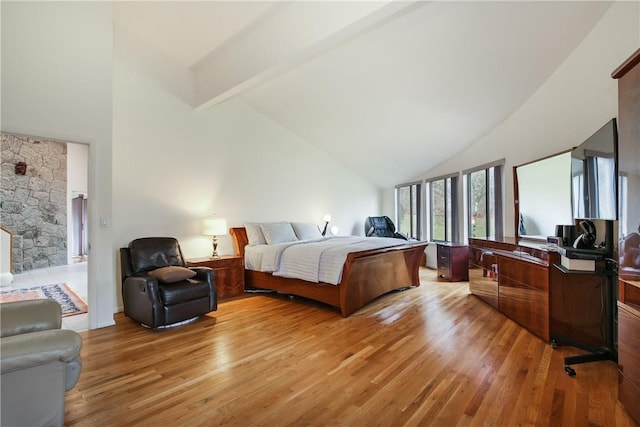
left=114, top=1, right=613, bottom=188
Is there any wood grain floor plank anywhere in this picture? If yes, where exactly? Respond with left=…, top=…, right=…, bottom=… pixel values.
left=64, top=268, right=638, bottom=426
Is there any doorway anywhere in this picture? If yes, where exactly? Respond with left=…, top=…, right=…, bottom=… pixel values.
left=0, top=134, right=89, bottom=331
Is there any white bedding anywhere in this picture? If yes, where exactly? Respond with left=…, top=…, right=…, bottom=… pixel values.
left=244, top=236, right=406, bottom=285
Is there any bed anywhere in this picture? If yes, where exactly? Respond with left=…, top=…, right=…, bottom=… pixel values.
left=230, top=225, right=428, bottom=317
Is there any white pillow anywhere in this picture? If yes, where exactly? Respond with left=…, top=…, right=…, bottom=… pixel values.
left=245, top=222, right=267, bottom=246
left=260, top=222, right=298, bottom=244
left=291, top=222, right=322, bottom=240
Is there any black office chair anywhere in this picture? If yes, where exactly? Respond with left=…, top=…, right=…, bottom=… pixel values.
left=364, top=216, right=408, bottom=240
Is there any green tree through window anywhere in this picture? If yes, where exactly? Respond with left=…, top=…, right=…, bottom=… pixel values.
left=465, top=162, right=503, bottom=240
left=396, top=183, right=420, bottom=239
left=428, top=175, right=458, bottom=241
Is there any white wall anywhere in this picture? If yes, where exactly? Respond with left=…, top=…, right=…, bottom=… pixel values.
left=382, top=1, right=640, bottom=241
left=1, top=2, right=114, bottom=329
left=113, top=25, right=381, bottom=307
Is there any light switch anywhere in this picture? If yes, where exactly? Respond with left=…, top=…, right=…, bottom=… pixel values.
left=100, top=217, right=110, bottom=228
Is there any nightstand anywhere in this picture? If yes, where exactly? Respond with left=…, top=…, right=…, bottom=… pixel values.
left=187, top=255, right=245, bottom=300
left=436, top=243, right=469, bottom=282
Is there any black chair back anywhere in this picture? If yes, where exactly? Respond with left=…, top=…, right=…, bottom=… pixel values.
left=364, top=216, right=408, bottom=240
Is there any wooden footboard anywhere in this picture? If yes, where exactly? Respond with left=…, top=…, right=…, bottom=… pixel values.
left=230, top=227, right=428, bottom=317
left=339, top=243, right=427, bottom=316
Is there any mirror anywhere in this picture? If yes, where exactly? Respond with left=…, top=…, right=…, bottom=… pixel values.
left=571, top=119, right=618, bottom=220
left=515, top=152, right=573, bottom=240
left=514, top=118, right=618, bottom=241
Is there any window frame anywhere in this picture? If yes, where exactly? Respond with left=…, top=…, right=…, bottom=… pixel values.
left=395, top=181, right=422, bottom=240
left=425, top=172, right=459, bottom=242
left=463, top=159, right=505, bottom=241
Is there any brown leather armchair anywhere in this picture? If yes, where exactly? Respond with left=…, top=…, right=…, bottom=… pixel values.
left=120, top=237, right=217, bottom=328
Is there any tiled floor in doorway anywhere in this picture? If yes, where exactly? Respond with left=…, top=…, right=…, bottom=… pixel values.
left=6, top=262, right=88, bottom=332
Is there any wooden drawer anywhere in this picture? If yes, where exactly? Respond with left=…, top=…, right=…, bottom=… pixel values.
left=498, top=256, right=548, bottom=291
left=619, top=371, right=640, bottom=424
left=437, top=265, right=450, bottom=278
left=498, top=275, right=549, bottom=340
left=187, top=256, right=245, bottom=300
left=438, top=244, right=451, bottom=257
left=618, top=303, right=640, bottom=392
left=468, top=267, right=498, bottom=309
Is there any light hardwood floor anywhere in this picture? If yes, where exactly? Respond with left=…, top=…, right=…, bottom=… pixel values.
left=66, top=268, right=637, bottom=426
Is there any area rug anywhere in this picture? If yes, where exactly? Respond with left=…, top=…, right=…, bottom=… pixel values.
left=0, top=283, right=87, bottom=317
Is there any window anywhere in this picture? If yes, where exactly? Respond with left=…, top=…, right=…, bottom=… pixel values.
left=426, top=174, right=458, bottom=241
left=396, top=182, right=421, bottom=239
left=464, top=161, right=504, bottom=240
left=574, top=153, right=616, bottom=219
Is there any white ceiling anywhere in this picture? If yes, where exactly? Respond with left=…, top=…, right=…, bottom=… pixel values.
left=114, top=1, right=613, bottom=188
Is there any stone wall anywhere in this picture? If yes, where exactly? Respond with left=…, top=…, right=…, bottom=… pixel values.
left=0, top=133, right=67, bottom=273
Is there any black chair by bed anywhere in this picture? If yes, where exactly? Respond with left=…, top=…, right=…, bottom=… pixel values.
left=120, top=237, right=217, bottom=329
left=364, top=216, right=408, bottom=240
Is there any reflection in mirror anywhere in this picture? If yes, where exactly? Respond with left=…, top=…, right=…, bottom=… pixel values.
left=571, top=119, right=618, bottom=220
left=514, top=119, right=618, bottom=241
left=516, top=152, right=573, bottom=239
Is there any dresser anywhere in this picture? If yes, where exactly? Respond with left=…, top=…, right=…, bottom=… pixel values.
left=436, top=243, right=469, bottom=282
left=187, top=255, right=245, bottom=300
left=469, top=238, right=558, bottom=341
left=468, top=237, right=620, bottom=350
left=613, top=48, right=640, bottom=424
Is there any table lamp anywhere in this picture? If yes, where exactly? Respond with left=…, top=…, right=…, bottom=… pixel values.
left=321, top=214, right=331, bottom=236
left=203, top=217, right=228, bottom=258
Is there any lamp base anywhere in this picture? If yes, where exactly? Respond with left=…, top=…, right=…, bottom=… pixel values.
left=212, top=236, right=219, bottom=258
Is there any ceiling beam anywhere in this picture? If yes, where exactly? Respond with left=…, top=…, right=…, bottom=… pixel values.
left=193, top=1, right=420, bottom=110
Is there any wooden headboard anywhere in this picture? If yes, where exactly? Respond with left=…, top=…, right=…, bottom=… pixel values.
left=229, top=227, right=248, bottom=258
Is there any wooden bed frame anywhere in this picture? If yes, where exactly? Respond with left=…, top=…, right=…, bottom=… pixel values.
left=230, top=227, right=428, bottom=317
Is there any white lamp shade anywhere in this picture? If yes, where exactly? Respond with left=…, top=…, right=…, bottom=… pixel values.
left=203, top=217, right=228, bottom=236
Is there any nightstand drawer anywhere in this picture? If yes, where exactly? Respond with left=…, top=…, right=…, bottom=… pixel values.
left=187, top=256, right=245, bottom=300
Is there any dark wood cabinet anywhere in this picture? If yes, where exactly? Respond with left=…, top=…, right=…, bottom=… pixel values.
left=498, top=254, right=550, bottom=341
left=468, top=246, right=498, bottom=309
left=617, top=280, right=640, bottom=422
left=187, top=256, right=245, bottom=300
left=613, top=48, right=640, bottom=424
left=618, top=300, right=640, bottom=423
left=468, top=238, right=559, bottom=342
left=436, top=243, right=469, bottom=282
left=469, top=238, right=618, bottom=347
